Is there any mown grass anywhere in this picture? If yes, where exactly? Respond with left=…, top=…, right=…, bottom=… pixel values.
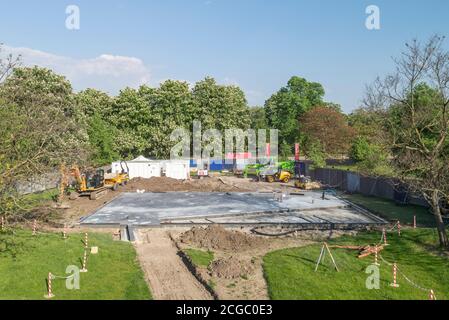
left=263, top=228, right=449, bottom=300
left=184, top=248, right=214, bottom=268
left=342, top=193, right=435, bottom=227
left=0, top=229, right=151, bottom=300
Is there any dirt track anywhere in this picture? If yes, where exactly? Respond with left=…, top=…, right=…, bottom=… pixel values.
left=134, top=228, right=213, bottom=300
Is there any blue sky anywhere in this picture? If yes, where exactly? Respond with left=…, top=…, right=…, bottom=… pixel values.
left=1, top=0, right=448, bottom=112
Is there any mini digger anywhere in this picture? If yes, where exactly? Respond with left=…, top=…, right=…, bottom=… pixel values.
left=65, top=162, right=129, bottom=201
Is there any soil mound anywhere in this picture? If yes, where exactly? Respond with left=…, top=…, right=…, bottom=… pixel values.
left=210, top=256, right=255, bottom=279
left=124, top=177, right=249, bottom=193
left=179, top=225, right=266, bottom=251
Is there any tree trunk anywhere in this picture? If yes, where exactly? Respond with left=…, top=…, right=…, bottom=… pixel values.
left=431, top=190, right=449, bottom=249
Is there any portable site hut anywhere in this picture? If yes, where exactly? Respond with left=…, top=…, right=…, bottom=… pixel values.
left=111, top=156, right=162, bottom=179
left=161, top=160, right=190, bottom=180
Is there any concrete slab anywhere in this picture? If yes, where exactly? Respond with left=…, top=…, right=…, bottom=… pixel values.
left=80, top=192, right=385, bottom=227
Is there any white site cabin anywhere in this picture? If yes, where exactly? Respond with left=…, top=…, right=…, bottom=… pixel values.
left=111, top=156, right=190, bottom=180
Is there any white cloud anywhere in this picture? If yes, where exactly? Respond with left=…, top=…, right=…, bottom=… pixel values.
left=3, top=45, right=151, bottom=94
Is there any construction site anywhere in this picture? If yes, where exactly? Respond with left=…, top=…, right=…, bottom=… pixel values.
left=42, top=158, right=390, bottom=300
left=2, top=1, right=449, bottom=303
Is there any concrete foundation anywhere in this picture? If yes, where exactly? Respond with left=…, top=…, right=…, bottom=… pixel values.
left=80, top=192, right=386, bottom=227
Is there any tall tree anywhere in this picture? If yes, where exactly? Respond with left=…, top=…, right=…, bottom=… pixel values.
left=366, top=36, right=449, bottom=248
left=265, top=76, right=325, bottom=155
left=249, top=106, right=267, bottom=130
left=76, top=88, right=114, bottom=118
left=110, top=87, right=151, bottom=158
left=192, top=77, right=250, bottom=132
left=0, top=67, right=89, bottom=215
left=301, top=106, right=355, bottom=156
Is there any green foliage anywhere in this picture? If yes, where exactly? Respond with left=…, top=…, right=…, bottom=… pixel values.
left=0, top=67, right=89, bottom=215
left=249, top=106, right=267, bottom=130
left=307, top=141, right=326, bottom=168
left=76, top=88, right=114, bottom=118
left=350, top=137, right=372, bottom=162
left=87, top=114, right=119, bottom=166
left=108, top=78, right=251, bottom=159
left=350, top=137, right=391, bottom=176
left=265, top=76, right=325, bottom=149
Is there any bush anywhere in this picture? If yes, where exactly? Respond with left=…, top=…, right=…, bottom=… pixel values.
left=350, top=137, right=371, bottom=162
left=351, top=137, right=391, bottom=175
left=308, top=141, right=326, bottom=168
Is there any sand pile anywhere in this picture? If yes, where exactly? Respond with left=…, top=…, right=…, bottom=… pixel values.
left=179, top=225, right=266, bottom=251
left=210, top=256, right=255, bottom=279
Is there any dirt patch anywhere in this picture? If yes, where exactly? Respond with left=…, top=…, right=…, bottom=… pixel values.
left=210, top=256, right=255, bottom=279
left=179, top=225, right=268, bottom=252
left=123, top=176, right=250, bottom=193
left=173, top=225, right=359, bottom=300
left=135, top=228, right=213, bottom=300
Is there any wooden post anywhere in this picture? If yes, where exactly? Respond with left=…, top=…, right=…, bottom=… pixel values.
left=44, top=273, right=55, bottom=299
left=314, top=244, right=325, bottom=272
left=390, top=263, right=399, bottom=288
left=397, top=221, right=401, bottom=237
left=413, top=215, right=417, bottom=229
left=324, top=243, right=339, bottom=272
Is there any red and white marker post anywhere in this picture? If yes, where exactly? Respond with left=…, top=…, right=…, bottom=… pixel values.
left=374, top=245, right=380, bottom=266
left=44, top=273, right=55, bottom=299
left=63, top=224, right=67, bottom=240
left=429, top=289, right=436, bottom=300
left=390, top=263, right=400, bottom=288
left=80, top=249, right=88, bottom=273
left=32, top=220, right=37, bottom=236
left=84, top=232, right=88, bottom=249
left=397, top=221, right=401, bottom=236
left=413, top=215, right=417, bottom=229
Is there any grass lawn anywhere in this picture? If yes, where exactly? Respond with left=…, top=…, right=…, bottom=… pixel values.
left=0, top=228, right=151, bottom=300
left=184, top=248, right=214, bottom=268
left=264, top=228, right=449, bottom=300
left=341, top=193, right=435, bottom=227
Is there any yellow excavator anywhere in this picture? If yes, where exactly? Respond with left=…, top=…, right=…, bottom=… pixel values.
left=66, top=162, right=129, bottom=200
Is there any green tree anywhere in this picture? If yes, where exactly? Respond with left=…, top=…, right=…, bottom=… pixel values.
left=366, top=36, right=449, bottom=248
left=265, top=76, right=325, bottom=155
left=86, top=113, right=119, bottom=166
left=249, top=106, right=267, bottom=130
left=146, top=80, right=196, bottom=158
left=110, top=87, right=152, bottom=158
left=0, top=67, right=89, bottom=216
left=76, top=88, right=114, bottom=118
left=192, top=77, right=250, bottom=131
